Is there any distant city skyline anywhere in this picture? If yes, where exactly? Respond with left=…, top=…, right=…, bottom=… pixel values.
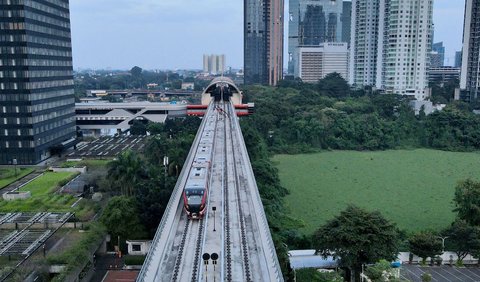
left=70, top=0, right=464, bottom=70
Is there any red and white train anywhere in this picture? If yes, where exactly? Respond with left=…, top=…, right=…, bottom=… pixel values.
left=182, top=112, right=216, bottom=219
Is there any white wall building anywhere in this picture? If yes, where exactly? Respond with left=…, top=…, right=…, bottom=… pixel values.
left=350, top=0, right=433, bottom=101
left=203, top=54, right=226, bottom=75
left=349, top=0, right=382, bottom=87
left=295, top=43, right=349, bottom=83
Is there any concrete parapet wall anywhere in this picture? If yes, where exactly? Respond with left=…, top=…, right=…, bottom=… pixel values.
left=49, top=166, right=87, bottom=173
left=2, top=191, right=31, bottom=201
left=0, top=222, right=84, bottom=230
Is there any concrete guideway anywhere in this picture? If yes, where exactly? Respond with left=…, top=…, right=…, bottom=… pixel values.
left=138, top=79, right=282, bottom=281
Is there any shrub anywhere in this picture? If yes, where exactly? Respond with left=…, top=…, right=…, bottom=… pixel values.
left=124, top=255, right=146, bottom=265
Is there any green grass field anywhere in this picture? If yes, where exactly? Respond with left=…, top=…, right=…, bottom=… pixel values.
left=0, top=171, right=97, bottom=219
left=0, top=167, right=34, bottom=188
left=60, top=159, right=111, bottom=168
left=274, top=149, right=480, bottom=234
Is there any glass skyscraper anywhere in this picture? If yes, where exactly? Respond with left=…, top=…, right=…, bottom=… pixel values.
left=244, top=0, right=284, bottom=86
left=288, top=0, right=344, bottom=75
left=460, top=0, right=480, bottom=101
left=0, top=0, right=76, bottom=164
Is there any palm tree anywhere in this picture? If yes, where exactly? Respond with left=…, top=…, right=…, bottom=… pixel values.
left=108, top=150, right=145, bottom=196
left=145, top=135, right=166, bottom=166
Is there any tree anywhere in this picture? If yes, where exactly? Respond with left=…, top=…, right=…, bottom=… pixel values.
left=364, top=260, right=394, bottom=282
left=318, top=72, right=351, bottom=98
left=444, top=219, right=480, bottom=264
left=107, top=150, right=145, bottom=196
left=313, top=205, right=399, bottom=281
left=296, top=269, right=343, bottom=282
left=130, top=66, right=143, bottom=78
left=101, top=196, right=148, bottom=244
left=408, top=231, right=442, bottom=265
left=453, top=179, right=480, bottom=226
left=135, top=167, right=175, bottom=237
left=421, top=273, right=432, bottom=282
left=130, top=120, right=147, bottom=135
left=147, top=122, right=164, bottom=135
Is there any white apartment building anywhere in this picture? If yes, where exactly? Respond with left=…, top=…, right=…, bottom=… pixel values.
left=349, top=0, right=382, bottom=87
left=350, top=0, right=433, bottom=100
left=203, top=54, right=226, bottom=75
left=295, top=43, right=349, bottom=83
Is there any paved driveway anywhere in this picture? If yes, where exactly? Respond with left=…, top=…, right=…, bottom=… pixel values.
left=401, top=265, right=480, bottom=281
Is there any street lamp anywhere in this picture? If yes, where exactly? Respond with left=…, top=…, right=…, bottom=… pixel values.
left=436, top=236, right=449, bottom=253
left=12, top=158, right=17, bottom=177
left=163, top=156, right=169, bottom=188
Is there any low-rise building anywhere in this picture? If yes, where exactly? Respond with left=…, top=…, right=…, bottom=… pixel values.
left=294, top=43, right=349, bottom=83
left=428, top=67, right=460, bottom=84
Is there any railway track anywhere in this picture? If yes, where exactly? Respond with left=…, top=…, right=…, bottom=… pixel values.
left=222, top=101, right=252, bottom=282
left=170, top=205, right=206, bottom=282
left=138, top=84, right=283, bottom=281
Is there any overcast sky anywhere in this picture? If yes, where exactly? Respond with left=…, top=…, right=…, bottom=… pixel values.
left=70, top=0, right=465, bottom=70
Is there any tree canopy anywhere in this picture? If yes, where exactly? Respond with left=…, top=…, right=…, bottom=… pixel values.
left=313, top=205, right=399, bottom=281
left=242, top=78, right=480, bottom=153
left=408, top=231, right=442, bottom=264
left=453, top=179, right=480, bottom=226
left=107, top=150, right=146, bottom=196
left=101, top=196, right=147, bottom=242
left=444, top=219, right=480, bottom=264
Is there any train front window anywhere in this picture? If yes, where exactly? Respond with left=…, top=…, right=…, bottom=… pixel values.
left=185, top=189, right=204, bottom=196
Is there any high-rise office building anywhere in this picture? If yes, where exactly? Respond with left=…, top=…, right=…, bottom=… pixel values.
left=203, top=54, right=226, bottom=75
left=350, top=0, right=433, bottom=100
left=294, top=42, right=349, bottom=83
left=0, top=0, right=76, bottom=164
left=454, top=51, right=462, bottom=68
left=342, top=1, right=352, bottom=45
left=431, top=42, right=445, bottom=68
left=244, top=0, right=284, bottom=86
left=288, top=0, right=344, bottom=75
left=460, top=0, right=480, bottom=101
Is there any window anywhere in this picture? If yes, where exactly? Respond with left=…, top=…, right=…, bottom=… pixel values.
left=132, top=244, right=141, bottom=252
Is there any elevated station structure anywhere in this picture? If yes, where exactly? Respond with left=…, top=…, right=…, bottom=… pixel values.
left=75, top=79, right=253, bottom=136
left=137, top=79, right=282, bottom=281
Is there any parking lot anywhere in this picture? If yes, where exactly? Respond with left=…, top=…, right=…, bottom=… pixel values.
left=401, top=264, right=480, bottom=281
left=67, top=136, right=147, bottom=158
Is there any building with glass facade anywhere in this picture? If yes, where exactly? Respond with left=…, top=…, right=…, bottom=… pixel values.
left=460, top=0, right=480, bottom=101
left=342, top=1, right=352, bottom=45
left=431, top=42, right=445, bottom=68
left=244, top=0, right=284, bottom=86
left=454, top=51, right=462, bottom=68
left=288, top=0, right=344, bottom=75
left=0, top=0, right=76, bottom=164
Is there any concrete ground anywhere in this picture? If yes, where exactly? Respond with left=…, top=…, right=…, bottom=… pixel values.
left=401, top=264, right=480, bottom=281
left=90, top=253, right=125, bottom=282
left=67, top=136, right=147, bottom=158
